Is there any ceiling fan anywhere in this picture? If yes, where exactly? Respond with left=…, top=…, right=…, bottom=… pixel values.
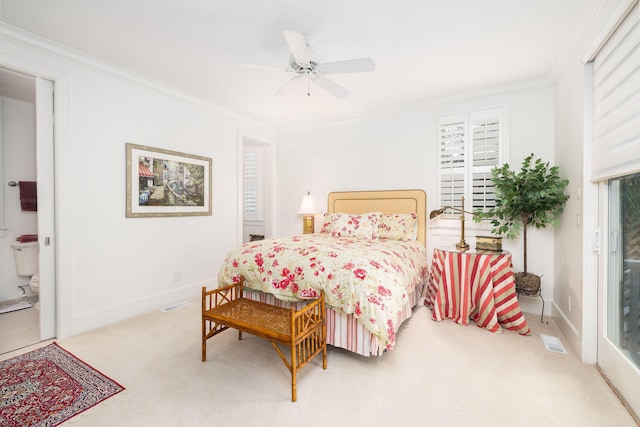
left=234, top=30, right=375, bottom=99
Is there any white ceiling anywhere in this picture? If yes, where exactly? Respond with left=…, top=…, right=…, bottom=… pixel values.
left=0, top=0, right=594, bottom=128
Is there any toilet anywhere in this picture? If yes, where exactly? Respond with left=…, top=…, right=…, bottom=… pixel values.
left=11, top=240, right=39, bottom=295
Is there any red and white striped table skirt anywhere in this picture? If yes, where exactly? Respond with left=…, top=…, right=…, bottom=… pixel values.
left=424, top=247, right=530, bottom=335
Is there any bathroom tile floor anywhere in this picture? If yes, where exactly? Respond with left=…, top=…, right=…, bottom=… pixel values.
left=0, top=299, right=40, bottom=354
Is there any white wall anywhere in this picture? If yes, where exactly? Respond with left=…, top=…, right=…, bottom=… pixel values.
left=278, top=106, right=432, bottom=230
left=0, top=96, right=37, bottom=300
left=0, top=24, right=277, bottom=337
left=553, top=59, right=586, bottom=354
left=278, top=83, right=557, bottom=316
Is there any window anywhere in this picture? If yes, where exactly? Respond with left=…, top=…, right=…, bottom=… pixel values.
left=243, top=145, right=263, bottom=220
left=437, top=107, right=504, bottom=219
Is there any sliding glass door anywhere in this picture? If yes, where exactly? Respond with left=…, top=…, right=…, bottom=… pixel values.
left=609, top=174, right=640, bottom=367
left=598, top=174, right=640, bottom=416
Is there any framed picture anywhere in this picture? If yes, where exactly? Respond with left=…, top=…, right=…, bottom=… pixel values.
left=126, top=143, right=212, bottom=218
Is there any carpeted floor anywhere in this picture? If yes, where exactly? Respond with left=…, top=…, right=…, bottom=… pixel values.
left=1, top=299, right=638, bottom=426
left=0, top=342, right=125, bottom=426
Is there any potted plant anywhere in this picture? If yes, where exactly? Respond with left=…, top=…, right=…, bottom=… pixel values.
left=474, top=153, right=570, bottom=292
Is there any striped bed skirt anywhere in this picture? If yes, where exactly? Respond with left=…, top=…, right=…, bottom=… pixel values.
left=243, top=282, right=424, bottom=357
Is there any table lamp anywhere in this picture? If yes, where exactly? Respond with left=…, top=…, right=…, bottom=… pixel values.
left=429, top=196, right=476, bottom=251
left=298, top=191, right=317, bottom=234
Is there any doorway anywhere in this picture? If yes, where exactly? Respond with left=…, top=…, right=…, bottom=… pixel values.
left=239, top=133, right=275, bottom=244
left=0, top=67, right=56, bottom=354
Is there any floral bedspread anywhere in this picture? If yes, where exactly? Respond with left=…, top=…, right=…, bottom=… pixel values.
left=217, top=234, right=429, bottom=350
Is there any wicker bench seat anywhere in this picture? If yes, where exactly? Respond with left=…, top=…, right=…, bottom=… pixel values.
left=201, top=278, right=327, bottom=402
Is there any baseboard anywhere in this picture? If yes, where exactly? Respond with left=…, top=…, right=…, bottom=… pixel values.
left=59, top=279, right=216, bottom=338
left=550, top=301, right=582, bottom=357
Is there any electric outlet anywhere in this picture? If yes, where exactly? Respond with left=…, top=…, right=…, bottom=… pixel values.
left=567, top=295, right=572, bottom=311
left=174, top=272, right=182, bottom=282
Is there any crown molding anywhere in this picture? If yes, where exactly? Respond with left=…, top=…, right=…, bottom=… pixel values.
left=278, top=78, right=552, bottom=135
left=549, top=0, right=638, bottom=82
left=0, top=23, right=275, bottom=132
left=581, top=0, right=638, bottom=63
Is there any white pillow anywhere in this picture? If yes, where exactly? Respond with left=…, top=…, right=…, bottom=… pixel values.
left=378, top=213, right=418, bottom=241
left=319, top=213, right=336, bottom=234
left=328, top=212, right=381, bottom=239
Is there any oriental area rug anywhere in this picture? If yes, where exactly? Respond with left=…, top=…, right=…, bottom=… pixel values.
left=0, top=342, right=124, bottom=426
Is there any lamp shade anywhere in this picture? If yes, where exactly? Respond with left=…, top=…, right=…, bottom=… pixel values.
left=298, top=191, right=317, bottom=214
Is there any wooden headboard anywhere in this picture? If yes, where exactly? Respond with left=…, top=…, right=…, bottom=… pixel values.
left=327, top=189, right=427, bottom=246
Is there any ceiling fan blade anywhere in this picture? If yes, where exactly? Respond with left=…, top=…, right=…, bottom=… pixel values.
left=274, top=76, right=303, bottom=97
left=283, top=30, right=311, bottom=66
left=233, top=62, right=291, bottom=72
left=313, top=76, right=350, bottom=99
left=318, top=58, right=376, bottom=74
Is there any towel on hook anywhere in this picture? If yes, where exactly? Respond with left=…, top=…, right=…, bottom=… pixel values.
left=18, top=181, right=37, bottom=211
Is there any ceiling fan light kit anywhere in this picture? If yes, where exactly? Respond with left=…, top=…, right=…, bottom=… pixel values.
left=235, top=30, right=375, bottom=99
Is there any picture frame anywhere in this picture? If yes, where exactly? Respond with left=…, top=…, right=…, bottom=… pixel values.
left=126, top=143, right=212, bottom=218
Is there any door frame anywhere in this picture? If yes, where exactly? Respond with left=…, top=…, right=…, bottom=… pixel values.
left=0, top=66, right=56, bottom=343
left=236, top=129, right=276, bottom=245
left=0, top=49, right=71, bottom=338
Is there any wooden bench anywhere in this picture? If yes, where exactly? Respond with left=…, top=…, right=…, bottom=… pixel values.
left=201, top=278, right=327, bottom=402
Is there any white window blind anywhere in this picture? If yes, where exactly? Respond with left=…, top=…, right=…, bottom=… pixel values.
left=471, top=112, right=500, bottom=211
left=437, top=108, right=503, bottom=218
left=243, top=147, right=263, bottom=219
left=439, top=115, right=466, bottom=210
left=591, top=2, right=640, bottom=181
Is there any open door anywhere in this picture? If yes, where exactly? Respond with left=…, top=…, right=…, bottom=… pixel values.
left=35, top=77, right=55, bottom=340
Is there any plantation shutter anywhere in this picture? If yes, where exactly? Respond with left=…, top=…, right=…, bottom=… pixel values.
left=437, top=108, right=503, bottom=218
left=438, top=114, right=466, bottom=212
left=471, top=112, right=500, bottom=211
left=591, top=2, right=640, bottom=181
left=243, top=150, right=258, bottom=219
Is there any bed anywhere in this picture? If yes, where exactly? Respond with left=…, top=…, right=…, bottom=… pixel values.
left=217, top=189, right=428, bottom=356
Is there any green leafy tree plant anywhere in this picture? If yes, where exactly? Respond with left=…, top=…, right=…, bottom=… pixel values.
left=474, top=153, right=569, bottom=291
